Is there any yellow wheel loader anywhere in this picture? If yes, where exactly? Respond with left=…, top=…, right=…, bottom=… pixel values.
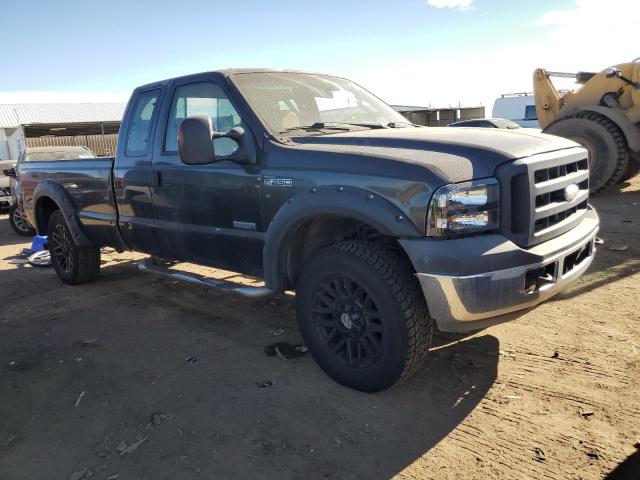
left=533, top=59, right=640, bottom=193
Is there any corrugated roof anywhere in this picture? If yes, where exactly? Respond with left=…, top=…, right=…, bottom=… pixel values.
left=0, top=103, right=126, bottom=128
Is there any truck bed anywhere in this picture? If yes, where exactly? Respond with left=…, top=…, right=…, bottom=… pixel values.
left=19, top=156, right=119, bottom=245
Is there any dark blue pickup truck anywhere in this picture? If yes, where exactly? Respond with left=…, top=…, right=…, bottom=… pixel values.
left=18, top=69, right=599, bottom=391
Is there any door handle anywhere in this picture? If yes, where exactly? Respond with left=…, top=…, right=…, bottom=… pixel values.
left=152, top=171, right=162, bottom=191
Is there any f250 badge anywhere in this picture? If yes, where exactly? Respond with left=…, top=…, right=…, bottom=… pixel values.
left=263, top=177, right=292, bottom=187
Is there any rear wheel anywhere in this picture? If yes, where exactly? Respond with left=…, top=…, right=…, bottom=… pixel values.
left=296, top=241, right=433, bottom=392
left=9, top=204, right=36, bottom=236
left=544, top=112, right=629, bottom=194
left=47, top=210, right=100, bottom=285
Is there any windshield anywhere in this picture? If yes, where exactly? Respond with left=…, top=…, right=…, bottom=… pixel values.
left=24, top=148, right=96, bottom=161
left=232, top=72, right=413, bottom=135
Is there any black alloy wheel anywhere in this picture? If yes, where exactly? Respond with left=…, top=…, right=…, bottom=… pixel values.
left=311, top=274, right=384, bottom=369
left=296, top=241, right=433, bottom=392
left=50, top=222, right=74, bottom=275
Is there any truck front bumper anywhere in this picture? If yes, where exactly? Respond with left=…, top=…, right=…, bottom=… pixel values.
left=399, top=208, right=599, bottom=332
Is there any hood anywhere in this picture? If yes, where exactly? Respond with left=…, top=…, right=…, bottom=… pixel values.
left=290, top=127, right=580, bottom=182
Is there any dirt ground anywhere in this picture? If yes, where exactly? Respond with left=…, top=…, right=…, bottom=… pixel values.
left=0, top=178, right=639, bottom=480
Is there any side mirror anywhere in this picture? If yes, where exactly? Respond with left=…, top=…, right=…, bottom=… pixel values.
left=178, top=116, right=215, bottom=165
left=178, top=117, right=246, bottom=165
left=3, top=168, right=16, bottom=178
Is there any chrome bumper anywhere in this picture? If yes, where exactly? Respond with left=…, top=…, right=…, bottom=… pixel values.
left=0, top=186, right=12, bottom=203
left=412, top=213, right=599, bottom=332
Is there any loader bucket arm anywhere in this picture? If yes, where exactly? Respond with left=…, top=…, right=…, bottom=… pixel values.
left=533, top=68, right=564, bottom=130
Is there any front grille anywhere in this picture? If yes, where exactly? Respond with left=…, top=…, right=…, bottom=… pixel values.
left=534, top=199, right=588, bottom=232
left=496, top=147, right=590, bottom=247
left=533, top=158, right=588, bottom=184
left=534, top=179, right=588, bottom=208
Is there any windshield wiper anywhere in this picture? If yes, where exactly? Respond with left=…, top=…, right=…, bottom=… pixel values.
left=280, top=121, right=388, bottom=134
left=323, top=121, right=387, bottom=129
left=280, top=122, right=352, bottom=134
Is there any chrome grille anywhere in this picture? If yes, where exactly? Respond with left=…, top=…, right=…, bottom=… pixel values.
left=496, top=147, right=590, bottom=247
left=532, top=157, right=589, bottom=236
left=534, top=199, right=588, bottom=233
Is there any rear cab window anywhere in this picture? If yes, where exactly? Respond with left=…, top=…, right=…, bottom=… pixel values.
left=125, top=90, right=160, bottom=157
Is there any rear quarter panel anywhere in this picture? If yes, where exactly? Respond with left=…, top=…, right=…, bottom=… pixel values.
left=19, top=158, right=118, bottom=245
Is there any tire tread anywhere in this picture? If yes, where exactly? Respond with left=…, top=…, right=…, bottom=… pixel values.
left=546, top=112, right=628, bottom=194
left=48, top=210, right=100, bottom=285
left=323, top=241, right=433, bottom=384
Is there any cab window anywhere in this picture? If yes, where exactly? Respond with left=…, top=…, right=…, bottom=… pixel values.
left=125, top=90, right=159, bottom=157
left=164, top=82, right=242, bottom=156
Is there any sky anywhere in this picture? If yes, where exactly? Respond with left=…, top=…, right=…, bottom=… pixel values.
left=0, top=0, right=638, bottom=113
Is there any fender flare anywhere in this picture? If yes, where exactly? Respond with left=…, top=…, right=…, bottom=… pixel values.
left=262, top=186, right=423, bottom=291
left=32, top=179, right=92, bottom=247
left=555, top=105, right=640, bottom=152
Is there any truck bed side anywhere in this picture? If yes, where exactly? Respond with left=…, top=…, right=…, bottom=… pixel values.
left=19, top=157, right=122, bottom=248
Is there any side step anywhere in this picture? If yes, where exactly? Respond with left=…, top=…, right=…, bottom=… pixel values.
left=138, top=259, right=274, bottom=298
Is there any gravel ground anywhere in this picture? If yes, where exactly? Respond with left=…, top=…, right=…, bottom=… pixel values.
left=0, top=177, right=638, bottom=480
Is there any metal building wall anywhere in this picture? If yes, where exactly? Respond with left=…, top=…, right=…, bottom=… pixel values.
left=26, top=134, right=118, bottom=156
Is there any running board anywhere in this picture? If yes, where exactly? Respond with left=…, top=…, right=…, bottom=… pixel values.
left=138, top=260, right=274, bottom=298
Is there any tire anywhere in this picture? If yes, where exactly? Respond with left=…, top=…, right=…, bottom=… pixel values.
left=619, top=157, right=640, bottom=183
left=295, top=241, right=433, bottom=392
left=47, top=210, right=100, bottom=285
left=544, top=112, right=629, bottom=194
left=9, top=204, right=36, bottom=237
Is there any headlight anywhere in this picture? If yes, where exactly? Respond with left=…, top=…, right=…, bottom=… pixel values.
left=427, top=178, right=500, bottom=237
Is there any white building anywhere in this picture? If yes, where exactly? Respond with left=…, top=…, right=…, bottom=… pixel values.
left=0, top=103, right=126, bottom=160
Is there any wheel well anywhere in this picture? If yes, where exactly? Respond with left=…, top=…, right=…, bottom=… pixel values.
left=35, top=197, right=59, bottom=235
left=282, top=215, right=412, bottom=290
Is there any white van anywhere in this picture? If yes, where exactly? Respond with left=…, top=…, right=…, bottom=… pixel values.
left=492, top=93, right=540, bottom=128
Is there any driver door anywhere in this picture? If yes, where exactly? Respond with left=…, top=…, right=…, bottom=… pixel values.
left=150, top=80, right=262, bottom=275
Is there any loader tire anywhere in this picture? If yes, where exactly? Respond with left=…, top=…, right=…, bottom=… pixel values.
left=619, top=157, right=640, bottom=183
left=295, top=240, right=433, bottom=392
left=544, top=112, right=629, bottom=194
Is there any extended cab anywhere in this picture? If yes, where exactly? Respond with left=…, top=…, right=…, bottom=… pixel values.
left=19, top=70, right=599, bottom=392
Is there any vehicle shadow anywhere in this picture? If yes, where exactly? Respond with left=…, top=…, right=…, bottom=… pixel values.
left=0, top=258, right=499, bottom=480
left=113, top=265, right=500, bottom=479
left=605, top=445, right=640, bottom=480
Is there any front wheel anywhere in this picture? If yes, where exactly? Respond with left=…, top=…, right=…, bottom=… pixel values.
left=9, top=204, right=36, bottom=237
left=47, top=210, right=100, bottom=285
left=296, top=241, right=433, bottom=392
